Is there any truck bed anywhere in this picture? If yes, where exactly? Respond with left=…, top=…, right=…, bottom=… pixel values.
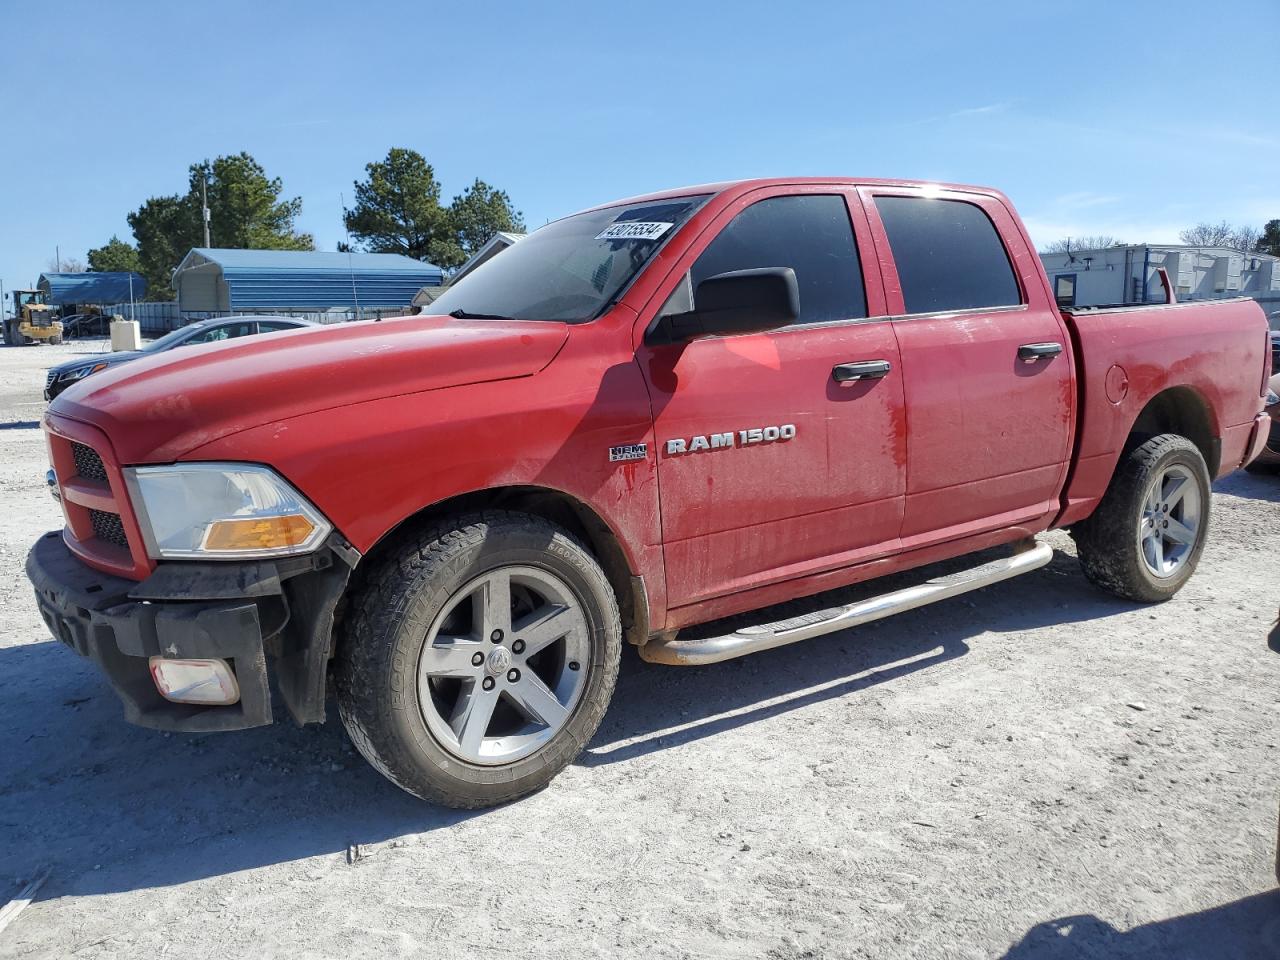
left=1056, top=296, right=1269, bottom=526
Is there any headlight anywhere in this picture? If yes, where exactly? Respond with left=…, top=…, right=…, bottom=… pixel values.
left=1267, top=389, right=1279, bottom=408
left=124, top=463, right=332, bottom=559
left=59, top=362, right=109, bottom=382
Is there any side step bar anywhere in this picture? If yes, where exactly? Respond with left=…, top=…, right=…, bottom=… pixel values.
left=639, top=540, right=1054, bottom=666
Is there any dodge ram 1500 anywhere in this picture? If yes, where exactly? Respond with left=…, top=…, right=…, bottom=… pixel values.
left=27, top=178, right=1273, bottom=807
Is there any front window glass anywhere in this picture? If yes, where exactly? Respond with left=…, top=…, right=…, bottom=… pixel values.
left=687, top=194, right=866, bottom=326
left=144, top=324, right=203, bottom=351
left=429, top=196, right=709, bottom=322
left=188, top=321, right=254, bottom=343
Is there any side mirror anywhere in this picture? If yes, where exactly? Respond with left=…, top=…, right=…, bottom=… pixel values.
left=649, top=267, right=799, bottom=344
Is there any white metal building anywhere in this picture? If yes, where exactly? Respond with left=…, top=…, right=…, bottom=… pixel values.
left=172, top=248, right=444, bottom=314
left=1039, top=244, right=1280, bottom=311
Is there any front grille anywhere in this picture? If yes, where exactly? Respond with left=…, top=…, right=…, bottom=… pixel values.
left=89, top=509, right=128, bottom=549
left=45, top=370, right=56, bottom=389
left=1271, top=341, right=1279, bottom=378
left=72, top=442, right=107, bottom=482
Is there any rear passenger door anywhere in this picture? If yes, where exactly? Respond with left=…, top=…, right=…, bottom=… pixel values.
left=860, top=187, right=1073, bottom=543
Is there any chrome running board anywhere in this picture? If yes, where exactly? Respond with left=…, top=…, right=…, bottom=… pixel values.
left=639, top=540, right=1054, bottom=666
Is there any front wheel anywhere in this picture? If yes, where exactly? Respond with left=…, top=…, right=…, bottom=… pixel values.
left=1072, top=434, right=1211, bottom=602
left=335, top=511, right=621, bottom=808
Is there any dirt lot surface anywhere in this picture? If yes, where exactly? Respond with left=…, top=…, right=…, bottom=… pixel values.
left=1, top=340, right=1278, bottom=959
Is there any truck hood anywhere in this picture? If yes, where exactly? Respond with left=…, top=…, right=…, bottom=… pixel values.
left=50, top=314, right=569, bottom=463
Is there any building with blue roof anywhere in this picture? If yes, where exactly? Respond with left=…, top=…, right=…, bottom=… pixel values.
left=171, top=248, right=444, bottom=314
left=38, top=271, right=147, bottom=306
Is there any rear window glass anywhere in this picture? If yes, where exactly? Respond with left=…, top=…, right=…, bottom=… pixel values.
left=875, top=196, right=1022, bottom=314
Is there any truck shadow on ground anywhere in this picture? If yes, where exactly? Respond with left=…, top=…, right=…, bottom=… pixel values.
left=0, top=549, right=1191, bottom=897
left=1000, top=891, right=1280, bottom=960
left=1, top=641, right=483, bottom=899
left=1215, top=469, right=1280, bottom=503
left=580, top=547, right=1136, bottom=767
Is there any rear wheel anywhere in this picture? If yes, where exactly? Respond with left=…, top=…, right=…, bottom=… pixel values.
left=335, top=511, right=621, bottom=807
left=1072, top=434, right=1211, bottom=602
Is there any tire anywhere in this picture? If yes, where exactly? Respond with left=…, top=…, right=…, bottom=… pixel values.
left=1072, top=434, right=1211, bottom=602
left=335, top=510, right=621, bottom=808
left=50, top=335, right=63, bottom=346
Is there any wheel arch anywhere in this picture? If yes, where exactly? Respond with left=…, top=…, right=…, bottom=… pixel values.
left=351, top=484, right=649, bottom=647
left=1124, top=385, right=1220, bottom=476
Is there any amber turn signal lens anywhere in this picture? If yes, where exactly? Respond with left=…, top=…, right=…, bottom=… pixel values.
left=202, top=514, right=317, bottom=552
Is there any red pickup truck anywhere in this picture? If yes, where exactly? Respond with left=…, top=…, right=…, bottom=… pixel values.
left=27, top=178, right=1272, bottom=808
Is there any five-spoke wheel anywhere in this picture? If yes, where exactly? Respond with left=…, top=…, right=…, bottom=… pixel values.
left=418, top=566, right=589, bottom=765
left=1138, top=463, right=1202, bottom=579
left=336, top=512, right=620, bottom=808
left=1075, top=433, right=1211, bottom=602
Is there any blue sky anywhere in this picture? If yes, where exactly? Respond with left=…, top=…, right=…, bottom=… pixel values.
left=1, top=0, right=1275, bottom=292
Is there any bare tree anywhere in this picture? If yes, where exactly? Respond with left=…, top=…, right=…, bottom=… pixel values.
left=1040, top=236, right=1123, bottom=254
left=46, top=256, right=86, bottom=273
left=1233, top=225, right=1260, bottom=256
left=1179, top=221, right=1259, bottom=253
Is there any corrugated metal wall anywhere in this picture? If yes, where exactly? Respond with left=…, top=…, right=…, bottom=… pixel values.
left=219, top=267, right=437, bottom=310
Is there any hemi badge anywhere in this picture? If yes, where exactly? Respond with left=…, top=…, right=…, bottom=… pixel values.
left=609, top=443, right=647, bottom=463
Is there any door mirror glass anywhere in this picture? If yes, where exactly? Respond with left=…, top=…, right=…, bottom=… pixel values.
left=651, top=267, right=799, bottom=344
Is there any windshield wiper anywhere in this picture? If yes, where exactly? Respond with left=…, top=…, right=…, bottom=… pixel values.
left=448, top=308, right=518, bottom=321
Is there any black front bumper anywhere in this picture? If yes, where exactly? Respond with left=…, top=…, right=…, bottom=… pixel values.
left=26, top=531, right=356, bottom=733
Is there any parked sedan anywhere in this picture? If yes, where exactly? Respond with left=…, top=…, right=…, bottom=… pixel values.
left=61, top=314, right=112, bottom=339
left=44, top=315, right=314, bottom=400
left=1246, top=331, right=1280, bottom=473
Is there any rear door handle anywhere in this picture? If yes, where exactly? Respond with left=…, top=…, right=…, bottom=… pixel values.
left=832, top=360, right=892, bottom=382
left=1017, top=342, right=1063, bottom=363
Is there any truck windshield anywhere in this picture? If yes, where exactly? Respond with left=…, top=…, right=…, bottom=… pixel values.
left=429, top=196, right=709, bottom=323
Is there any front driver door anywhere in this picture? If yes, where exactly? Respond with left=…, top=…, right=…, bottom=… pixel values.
left=636, top=187, right=907, bottom=616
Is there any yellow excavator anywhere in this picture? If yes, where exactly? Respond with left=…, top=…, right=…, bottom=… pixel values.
left=4, top=290, right=63, bottom=345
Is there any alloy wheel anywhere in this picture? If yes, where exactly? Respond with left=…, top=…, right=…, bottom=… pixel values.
left=416, top=566, right=590, bottom=765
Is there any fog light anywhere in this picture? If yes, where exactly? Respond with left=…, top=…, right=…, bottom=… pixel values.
left=149, top=657, right=240, bottom=705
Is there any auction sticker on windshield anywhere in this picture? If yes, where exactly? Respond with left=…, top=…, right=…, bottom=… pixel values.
left=595, top=221, right=673, bottom=242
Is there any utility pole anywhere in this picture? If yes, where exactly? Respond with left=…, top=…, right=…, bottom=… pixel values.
left=55, top=245, right=61, bottom=271
left=341, top=192, right=360, bottom=320
left=201, top=169, right=211, bottom=247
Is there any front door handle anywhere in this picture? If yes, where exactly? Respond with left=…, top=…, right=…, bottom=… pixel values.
left=1017, top=342, right=1063, bottom=363
left=832, top=360, right=892, bottom=382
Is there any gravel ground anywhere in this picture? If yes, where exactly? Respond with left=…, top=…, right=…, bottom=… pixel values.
left=1, top=340, right=1278, bottom=959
